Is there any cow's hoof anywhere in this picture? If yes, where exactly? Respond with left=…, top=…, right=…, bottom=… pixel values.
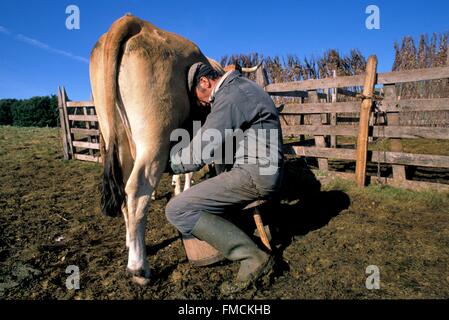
left=127, top=267, right=151, bottom=286
left=132, top=275, right=151, bottom=286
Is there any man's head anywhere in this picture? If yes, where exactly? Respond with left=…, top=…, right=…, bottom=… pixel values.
left=188, top=62, right=221, bottom=106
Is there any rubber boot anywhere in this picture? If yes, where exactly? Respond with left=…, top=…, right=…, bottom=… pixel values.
left=191, top=212, right=274, bottom=295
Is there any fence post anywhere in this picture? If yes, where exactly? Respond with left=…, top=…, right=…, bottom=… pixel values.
left=355, top=55, right=377, bottom=187
left=57, top=86, right=70, bottom=160
left=309, top=90, right=328, bottom=171
left=59, top=87, right=74, bottom=159
left=89, top=107, right=98, bottom=144
left=255, top=65, right=269, bottom=88
left=299, top=95, right=305, bottom=143
left=62, top=87, right=75, bottom=158
left=447, top=44, right=449, bottom=66
left=330, top=70, right=337, bottom=148
left=257, top=65, right=290, bottom=136
left=83, top=106, right=94, bottom=157
left=384, top=84, right=406, bottom=181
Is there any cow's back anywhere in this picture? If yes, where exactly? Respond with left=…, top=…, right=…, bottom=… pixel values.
left=90, top=15, right=208, bottom=152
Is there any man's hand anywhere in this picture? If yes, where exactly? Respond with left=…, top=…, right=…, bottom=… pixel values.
left=168, top=143, right=205, bottom=175
left=170, top=161, right=187, bottom=175
left=169, top=150, right=187, bottom=175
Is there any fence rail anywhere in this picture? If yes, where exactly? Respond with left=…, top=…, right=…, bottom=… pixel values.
left=288, top=146, right=449, bottom=169
left=265, top=66, right=449, bottom=93
left=279, top=98, right=449, bottom=114
left=282, top=124, right=449, bottom=139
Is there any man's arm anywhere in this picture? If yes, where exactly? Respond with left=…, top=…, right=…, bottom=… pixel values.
left=170, top=97, right=246, bottom=174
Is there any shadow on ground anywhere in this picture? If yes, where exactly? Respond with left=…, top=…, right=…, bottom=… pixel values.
left=228, top=158, right=351, bottom=277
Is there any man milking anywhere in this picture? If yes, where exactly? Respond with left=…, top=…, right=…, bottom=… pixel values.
left=165, top=62, right=284, bottom=294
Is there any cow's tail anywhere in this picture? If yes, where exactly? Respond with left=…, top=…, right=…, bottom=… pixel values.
left=101, top=14, right=142, bottom=217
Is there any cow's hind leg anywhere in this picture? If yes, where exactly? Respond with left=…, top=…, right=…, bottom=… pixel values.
left=123, top=206, right=130, bottom=248
left=118, top=37, right=188, bottom=285
left=120, top=150, right=134, bottom=249
left=183, top=172, right=193, bottom=191
left=125, top=154, right=163, bottom=284
left=172, top=175, right=182, bottom=196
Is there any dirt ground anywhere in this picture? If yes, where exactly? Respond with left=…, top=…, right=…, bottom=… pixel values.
left=1, top=126, right=449, bottom=299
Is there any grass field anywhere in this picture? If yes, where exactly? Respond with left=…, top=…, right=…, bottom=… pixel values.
left=1, top=126, right=448, bottom=299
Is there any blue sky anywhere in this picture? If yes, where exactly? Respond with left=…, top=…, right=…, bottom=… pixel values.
left=0, top=0, right=448, bottom=100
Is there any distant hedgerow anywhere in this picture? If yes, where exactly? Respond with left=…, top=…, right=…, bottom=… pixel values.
left=0, top=95, right=59, bottom=127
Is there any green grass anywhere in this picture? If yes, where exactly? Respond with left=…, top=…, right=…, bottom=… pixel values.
left=323, top=176, right=449, bottom=213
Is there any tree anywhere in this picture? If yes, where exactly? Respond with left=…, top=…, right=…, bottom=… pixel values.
left=6, top=95, right=59, bottom=127
left=0, top=99, right=15, bottom=125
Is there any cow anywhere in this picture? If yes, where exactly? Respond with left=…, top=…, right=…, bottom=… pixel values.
left=89, top=14, right=219, bottom=284
left=90, top=14, right=260, bottom=285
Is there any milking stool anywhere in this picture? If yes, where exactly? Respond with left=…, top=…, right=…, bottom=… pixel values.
left=182, top=199, right=273, bottom=266
left=242, top=199, right=272, bottom=251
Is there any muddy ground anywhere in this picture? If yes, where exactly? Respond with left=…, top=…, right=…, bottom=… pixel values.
left=1, top=126, right=449, bottom=299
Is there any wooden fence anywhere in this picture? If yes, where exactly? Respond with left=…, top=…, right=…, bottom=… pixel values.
left=267, top=56, right=449, bottom=191
left=57, top=86, right=101, bottom=162
left=58, top=57, right=449, bottom=191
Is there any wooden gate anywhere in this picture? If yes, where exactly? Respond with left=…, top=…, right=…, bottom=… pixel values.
left=57, top=86, right=101, bottom=162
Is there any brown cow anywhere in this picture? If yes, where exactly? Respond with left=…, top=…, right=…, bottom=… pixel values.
left=90, top=14, right=224, bottom=284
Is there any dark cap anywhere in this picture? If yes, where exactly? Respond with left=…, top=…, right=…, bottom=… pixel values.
left=187, top=62, right=214, bottom=93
